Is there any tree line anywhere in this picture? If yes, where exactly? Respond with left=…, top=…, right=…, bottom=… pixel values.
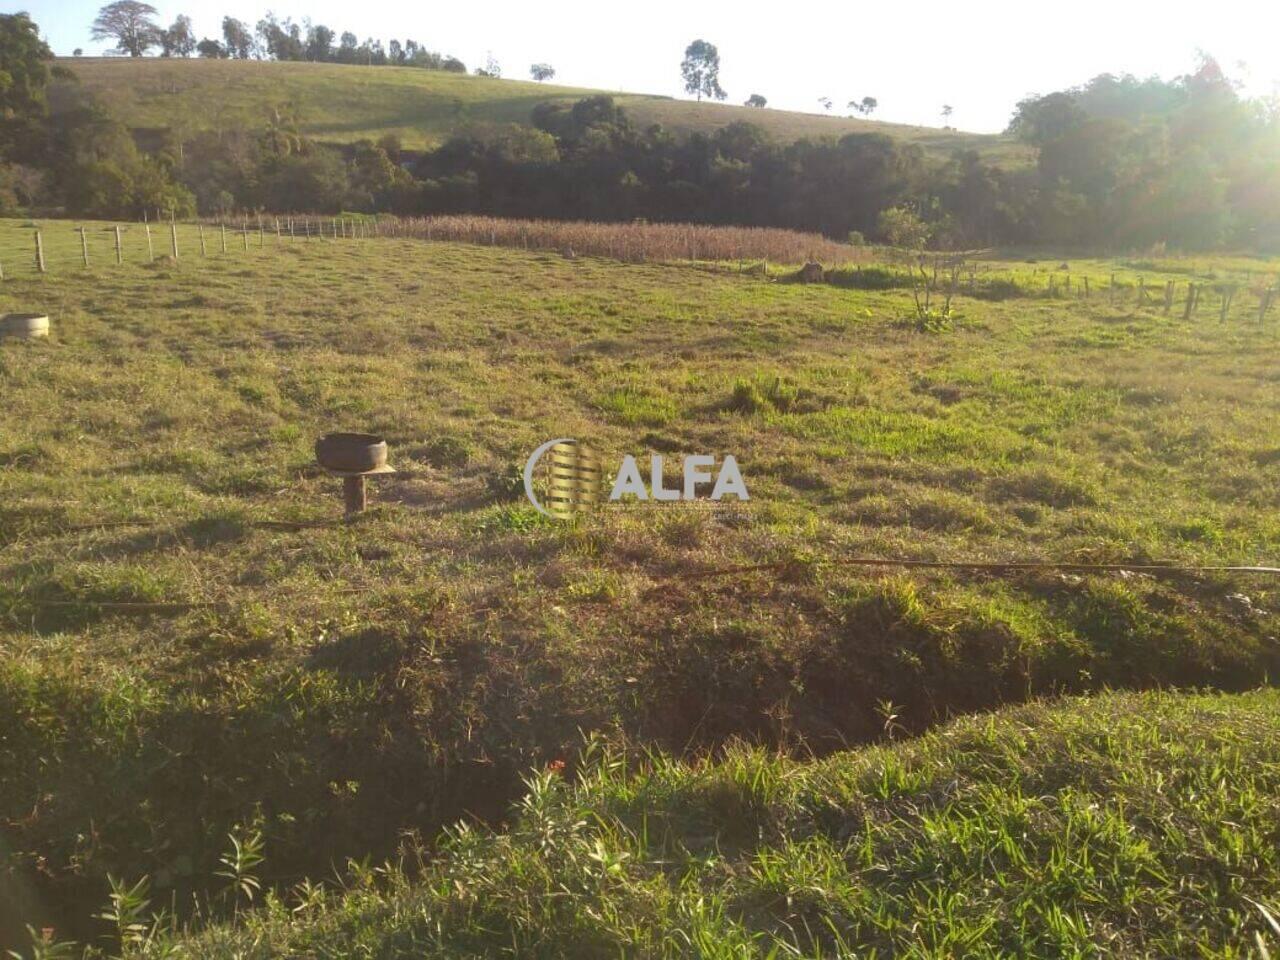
left=3, top=11, right=1278, bottom=252
left=88, top=0, right=471, bottom=72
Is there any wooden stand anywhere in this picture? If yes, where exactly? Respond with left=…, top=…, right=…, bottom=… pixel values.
left=325, top=465, right=395, bottom=517
left=343, top=475, right=366, bottom=515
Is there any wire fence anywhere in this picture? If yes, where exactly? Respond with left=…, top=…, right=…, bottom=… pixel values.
left=1, top=216, right=1276, bottom=324
left=824, top=261, right=1280, bottom=323
left=0, top=215, right=377, bottom=281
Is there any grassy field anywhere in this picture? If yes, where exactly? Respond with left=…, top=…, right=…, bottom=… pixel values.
left=1, top=224, right=1278, bottom=951
left=59, top=57, right=1033, bottom=162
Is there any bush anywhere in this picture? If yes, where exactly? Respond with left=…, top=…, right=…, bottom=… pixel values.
left=877, top=206, right=931, bottom=249
left=825, top=265, right=914, bottom=290
left=970, top=278, right=1029, bottom=301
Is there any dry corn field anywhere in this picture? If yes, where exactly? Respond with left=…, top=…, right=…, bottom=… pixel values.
left=364, top=215, right=863, bottom=264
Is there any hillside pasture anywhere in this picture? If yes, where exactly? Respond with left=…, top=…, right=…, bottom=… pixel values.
left=1, top=225, right=1279, bottom=945
left=60, top=57, right=1032, bottom=162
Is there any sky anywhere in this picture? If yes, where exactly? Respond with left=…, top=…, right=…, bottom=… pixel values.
left=12, top=0, right=1280, bottom=133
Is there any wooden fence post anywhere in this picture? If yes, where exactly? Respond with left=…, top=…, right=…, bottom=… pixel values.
left=145, top=222, right=154, bottom=261
left=1184, top=283, right=1196, bottom=320
left=242, top=223, right=249, bottom=252
left=275, top=217, right=281, bottom=242
left=170, top=220, right=179, bottom=261
left=198, top=224, right=206, bottom=256
left=1163, top=281, right=1173, bottom=315
left=1136, top=277, right=1144, bottom=307
left=34, top=230, right=46, bottom=273
left=79, top=227, right=89, bottom=268
left=220, top=223, right=227, bottom=254
left=114, top=226, right=123, bottom=265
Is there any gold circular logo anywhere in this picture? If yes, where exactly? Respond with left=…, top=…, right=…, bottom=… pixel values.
left=523, top=438, right=603, bottom=519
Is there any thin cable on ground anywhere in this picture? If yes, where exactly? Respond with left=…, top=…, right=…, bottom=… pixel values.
left=675, top=557, right=1280, bottom=582
left=3, top=517, right=1277, bottom=578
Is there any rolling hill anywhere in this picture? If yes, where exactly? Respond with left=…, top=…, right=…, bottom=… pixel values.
left=60, top=57, right=1033, bottom=163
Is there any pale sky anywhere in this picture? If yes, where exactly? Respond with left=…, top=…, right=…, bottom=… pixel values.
left=12, top=0, right=1280, bottom=132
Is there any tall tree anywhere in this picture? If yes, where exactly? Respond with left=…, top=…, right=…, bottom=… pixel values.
left=0, top=13, right=55, bottom=121
left=90, top=1, right=161, bottom=57
left=160, top=14, right=195, bottom=57
left=680, top=39, right=726, bottom=102
left=256, top=14, right=303, bottom=60
left=221, top=16, right=253, bottom=59
left=849, top=96, right=878, bottom=116
left=530, top=63, right=556, bottom=82
left=304, top=24, right=333, bottom=61
left=745, top=94, right=767, bottom=108
left=335, top=31, right=357, bottom=64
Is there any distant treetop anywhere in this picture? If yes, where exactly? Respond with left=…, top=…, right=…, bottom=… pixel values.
left=90, top=1, right=161, bottom=57
left=680, top=39, right=726, bottom=103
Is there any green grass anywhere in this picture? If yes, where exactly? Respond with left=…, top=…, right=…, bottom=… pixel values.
left=133, top=688, right=1280, bottom=957
left=59, top=57, right=1032, bottom=162
left=1, top=223, right=1278, bottom=950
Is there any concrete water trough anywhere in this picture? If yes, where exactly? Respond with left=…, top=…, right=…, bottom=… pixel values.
left=0, top=313, right=49, bottom=339
left=315, top=432, right=395, bottom=516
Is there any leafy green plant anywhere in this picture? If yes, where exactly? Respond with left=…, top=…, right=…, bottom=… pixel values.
left=5, top=927, right=78, bottom=960
left=216, top=824, right=266, bottom=912
left=900, top=307, right=954, bottom=333
left=96, top=875, right=152, bottom=955
left=875, top=698, right=905, bottom=740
